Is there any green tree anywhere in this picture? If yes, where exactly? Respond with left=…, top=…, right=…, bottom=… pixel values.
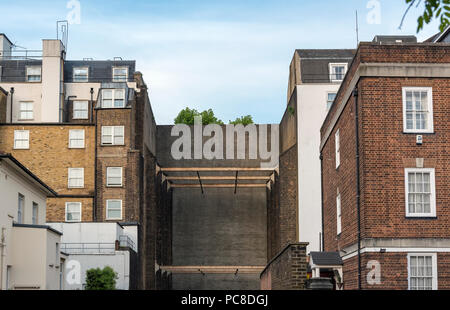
left=401, top=0, right=450, bottom=32
left=85, top=266, right=118, bottom=290
left=229, top=115, right=254, bottom=125
left=174, top=107, right=224, bottom=125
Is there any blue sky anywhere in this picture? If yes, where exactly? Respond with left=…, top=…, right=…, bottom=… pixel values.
left=0, top=0, right=442, bottom=124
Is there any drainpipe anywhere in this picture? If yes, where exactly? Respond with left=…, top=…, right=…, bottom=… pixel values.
left=353, top=87, right=362, bottom=290
left=90, top=88, right=94, bottom=123
left=0, top=227, right=6, bottom=290
left=93, top=99, right=98, bottom=222
left=9, top=87, right=14, bottom=123
left=320, top=153, right=324, bottom=252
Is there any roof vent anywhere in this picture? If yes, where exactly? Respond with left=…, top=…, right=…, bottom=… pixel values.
left=372, top=35, right=417, bottom=44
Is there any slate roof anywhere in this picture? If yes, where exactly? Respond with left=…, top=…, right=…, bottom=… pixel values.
left=424, top=25, right=450, bottom=43
left=296, top=49, right=355, bottom=84
left=310, top=252, right=343, bottom=266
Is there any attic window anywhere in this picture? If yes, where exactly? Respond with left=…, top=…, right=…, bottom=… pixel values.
left=26, top=66, right=41, bottom=82
left=329, top=63, right=347, bottom=82
left=112, top=67, right=128, bottom=82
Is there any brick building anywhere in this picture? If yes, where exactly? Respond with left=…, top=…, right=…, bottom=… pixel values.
left=0, top=34, right=162, bottom=289
left=320, top=36, right=450, bottom=290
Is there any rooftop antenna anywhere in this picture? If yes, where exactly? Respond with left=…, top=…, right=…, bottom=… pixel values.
left=56, top=20, right=69, bottom=52
left=355, top=10, right=360, bottom=47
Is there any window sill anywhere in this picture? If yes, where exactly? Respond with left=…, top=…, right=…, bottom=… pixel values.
left=72, top=118, right=89, bottom=120
left=106, top=185, right=123, bottom=188
left=13, top=148, right=29, bottom=150
left=405, top=216, right=437, bottom=220
left=101, top=144, right=125, bottom=147
left=18, top=119, right=34, bottom=121
left=68, top=147, right=86, bottom=149
left=403, top=131, right=435, bottom=135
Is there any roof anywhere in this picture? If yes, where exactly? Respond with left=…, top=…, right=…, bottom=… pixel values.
left=0, top=33, right=13, bottom=45
left=427, top=25, right=450, bottom=43
left=0, top=153, right=57, bottom=197
left=296, top=49, right=356, bottom=84
left=310, top=252, right=343, bottom=266
left=0, top=86, right=7, bottom=96
left=13, top=223, right=63, bottom=236
left=296, top=49, right=355, bottom=59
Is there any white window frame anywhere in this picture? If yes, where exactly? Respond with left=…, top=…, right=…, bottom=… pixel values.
left=101, top=89, right=126, bottom=108
left=327, top=92, right=337, bottom=110
left=101, top=126, right=125, bottom=146
left=336, top=189, right=342, bottom=235
left=26, top=66, right=41, bottom=82
left=407, top=253, right=438, bottom=290
left=73, top=100, right=89, bottom=119
left=18, top=193, right=24, bottom=224
left=69, top=129, right=85, bottom=149
left=106, top=200, right=123, bottom=220
left=32, top=202, right=39, bottom=225
left=112, top=66, right=128, bottom=82
left=106, top=167, right=123, bottom=187
left=73, top=67, right=89, bottom=82
left=329, top=63, right=348, bottom=82
left=68, top=168, right=84, bottom=188
left=14, top=130, right=30, bottom=149
left=402, top=87, right=434, bottom=133
left=404, top=168, right=436, bottom=217
left=335, top=129, right=340, bottom=169
left=65, top=202, right=82, bottom=222
left=19, top=101, right=34, bottom=120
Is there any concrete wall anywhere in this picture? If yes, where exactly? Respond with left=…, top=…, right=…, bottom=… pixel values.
left=171, top=187, right=267, bottom=290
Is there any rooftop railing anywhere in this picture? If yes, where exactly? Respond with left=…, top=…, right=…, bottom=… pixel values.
left=0, top=50, right=43, bottom=60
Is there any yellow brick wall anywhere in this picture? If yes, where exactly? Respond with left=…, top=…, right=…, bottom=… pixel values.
left=47, top=197, right=93, bottom=222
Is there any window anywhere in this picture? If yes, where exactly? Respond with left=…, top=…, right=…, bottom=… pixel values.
left=106, top=200, right=122, bottom=220
left=68, top=168, right=84, bottom=188
left=73, top=101, right=89, bottom=119
left=19, top=101, right=33, bottom=120
left=101, top=89, right=125, bottom=108
left=26, top=66, right=41, bottom=82
left=73, top=67, right=89, bottom=82
left=403, top=87, right=434, bottom=133
left=335, top=129, right=340, bottom=169
left=329, top=63, right=347, bottom=82
left=14, top=130, right=29, bottom=149
left=101, top=126, right=124, bottom=145
left=107, top=167, right=123, bottom=187
left=69, top=129, right=85, bottom=149
left=405, top=168, right=436, bottom=217
left=336, top=189, right=341, bottom=235
left=18, top=193, right=24, bottom=224
left=327, top=92, right=337, bottom=110
left=65, top=202, right=81, bottom=222
left=112, top=67, right=128, bottom=82
left=32, top=202, right=39, bottom=225
left=408, top=253, right=437, bottom=290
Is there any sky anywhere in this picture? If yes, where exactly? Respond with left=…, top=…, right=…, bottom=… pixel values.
left=0, top=0, right=442, bottom=124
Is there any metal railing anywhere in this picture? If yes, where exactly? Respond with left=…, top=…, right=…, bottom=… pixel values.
left=119, top=235, right=136, bottom=251
left=0, top=50, right=43, bottom=60
left=60, top=242, right=115, bottom=255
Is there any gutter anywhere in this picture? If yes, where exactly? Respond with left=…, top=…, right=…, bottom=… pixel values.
left=353, top=87, right=362, bottom=290
left=320, top=153, right=324, bottom=252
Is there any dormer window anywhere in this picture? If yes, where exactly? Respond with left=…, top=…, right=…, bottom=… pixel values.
left=329, top=63, right=347, bottom=82
left=102, top=89, right=125, bottom=108
left=73, top=67, right=89, bottom=82
left=26, top=66, right=41, bottom=82
left=112, top=67, right=128, bottom=82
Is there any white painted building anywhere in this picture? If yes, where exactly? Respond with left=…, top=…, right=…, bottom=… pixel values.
left=48, top=222, right=137, bottom=290
left=0, top=153, right=65, bottom=290
left=287, top=49, right=354, bottom=253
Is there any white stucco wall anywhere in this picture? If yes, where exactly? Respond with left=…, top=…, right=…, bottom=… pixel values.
left=0, top=159, right=56, bottom=290
left=64, top=251, right=130, bottom=290
left=297, top=83, right=341, bottom=253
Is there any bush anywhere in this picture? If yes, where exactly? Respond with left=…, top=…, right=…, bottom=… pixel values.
left=85, top=266, right=118, bottom=290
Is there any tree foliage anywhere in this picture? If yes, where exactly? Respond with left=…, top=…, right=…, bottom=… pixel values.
left=174, top=107, right=224, bottom=125
left=85, top=266, right=118, bottom=290
left=402, top=0, right=450, bottom=32
left=229, top=115, right=254, bottom=125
